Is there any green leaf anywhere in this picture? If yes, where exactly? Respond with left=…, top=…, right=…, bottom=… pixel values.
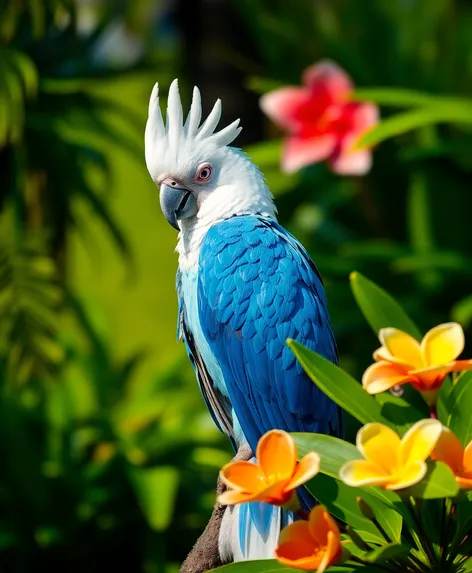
left=452, top=294, right=472, bottom=328
left=374, top=387, right=429, bottom=436
left=447, top=372, right=472, bottom=446
left=128, top=466, right=179, bottom=531
left=353, top=88, right=443, bottom=108
left=293, top=433, right=362, bottom=477
left=353, top=88, right=472, bottom=110
left=357, top=104, right=472, bottom=149
left=292, top=432, right=402, bottom=536
left=287, top=339, right=388, bottom=427
left=450, top=493, right=472, bottom=556
left=246, top=76, right=285, bottom=95
left=404, top=461, right=459, bottom=499
left=362, top=542, right=410, bottom=563
left=306, top=474, right=401, bottom=543
left=436, top=375, right=454, bottom=424
left=350, top=272, right=421, bottom=339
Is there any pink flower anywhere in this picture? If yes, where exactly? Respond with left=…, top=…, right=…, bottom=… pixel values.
left=260, top=60, right=378, bottom=175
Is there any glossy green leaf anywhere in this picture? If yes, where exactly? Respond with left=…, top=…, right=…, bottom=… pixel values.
left=293, top=432, right=402, bottom=525
left=357, top=104, right=472, bottom=149
left=362, top=542, right=410, bottom=563
left=461, top=557, right=472, bottom=572
left=404, top=461, right=459, bottom=499
left=450, top=493, right=472, bottom=556
left=452, top=294, right=472, bottom=328
left=436, top=375, right=454, bottom=424
left=306, top=474, right=401, bottom=543
left=447, top=372, right=472, bottom=446
left=374, top=386, right=429, bottom=436
left=350, top=272, right=421, bottom=339
left=287, top=339, right=389, bottom=427
left=353, top=88, right=445, bottom=107
left=246, top=76, right=285, bottom=94
left=293, top=433, right=361, bottom=476
left=128, top=466, right=179, bottom=531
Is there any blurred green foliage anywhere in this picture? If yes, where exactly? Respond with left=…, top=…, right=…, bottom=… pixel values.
left=1, top=0, right=472, bottom=571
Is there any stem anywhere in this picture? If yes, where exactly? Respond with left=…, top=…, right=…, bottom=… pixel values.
left=440, top=499, right=455, bottom=568
left=404, top=497, right=438, bottom=567
left=440, top=498, right=447, bottom=562
left=407, top=552, right=431, bottom=573
left=351, top=556, right=400, bottom=573
left=372, top=517, right=392, bottom=543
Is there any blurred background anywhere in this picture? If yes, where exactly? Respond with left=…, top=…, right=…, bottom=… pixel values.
left=2, top=0, right=472, bottom=571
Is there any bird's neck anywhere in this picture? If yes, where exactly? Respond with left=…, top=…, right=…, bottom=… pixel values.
left=176, top=150, right=276, bottom=271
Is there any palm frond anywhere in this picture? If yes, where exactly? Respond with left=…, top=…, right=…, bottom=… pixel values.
left=0, top=212, right=64, bottom=385
left=0, top=47, right=38, bottom=147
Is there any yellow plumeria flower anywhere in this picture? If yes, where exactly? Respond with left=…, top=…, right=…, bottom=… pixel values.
left=362, top=323, right=472, bottom=405
left=339, top=419, right=442, bottom=490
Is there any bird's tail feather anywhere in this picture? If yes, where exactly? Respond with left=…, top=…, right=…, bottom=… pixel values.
left=219, top=502, right=294, bottom=562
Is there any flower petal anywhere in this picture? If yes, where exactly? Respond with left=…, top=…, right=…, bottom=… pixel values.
left=408, top=364, right=453, bottom=387
left=432, top=427, right=464, bottom=473
left=275, top=540, right=322, bottom=572
left=217, top=489, right=255, bottom=505
left=362, top=361, right=411, bottom=394
left=286, top=452, right=320, bottom=490
left=379, top=328, right=423, bottom=368
left=257, top=430, right=297, bottom=481
left=328, top=103, right=378, bottom=175
left=260, top=87, right=312, bottom=131
left=308, top=505, right=340, bottom=547
left=318, top=530, right=342, bottom=573
left=399, top=418, right=442, bottom=467
left=450, top=359, right=472, bottom=372
left=251, top=480, right=293, bottom=505
left=387, top=460, right=427, bottom=490
left=463, top=440, right=472, bottom=473
left=373, top=346, right=391, bottom=362
left=350, top=102, right=379, bottom=134
left=303, top=60, right=353, bottom=104
left=356, top=423, right=401, bottom=471
left=281, top=134, right=335, bottom=173
left=456, top=476, right=472, bottom=489
left=330, top=147, right=372, bottom=176
left=278, top=520, right=313, bottom=546
left=339, top=459, right=392, bottom=488
left=219, top=460, right=265, bottom=492
left=421, top=322, right=465, bottom=366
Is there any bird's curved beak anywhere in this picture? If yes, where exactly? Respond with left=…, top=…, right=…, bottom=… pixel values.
left=159, top=177, right=198, bottom=230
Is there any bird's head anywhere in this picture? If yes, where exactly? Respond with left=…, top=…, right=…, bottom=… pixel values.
left=145, top=79, right=275, bottom=233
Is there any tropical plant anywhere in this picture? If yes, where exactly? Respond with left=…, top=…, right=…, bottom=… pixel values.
left=210, top=274, right=472, bottom=572
left=0, top=0, right=145, bottom=385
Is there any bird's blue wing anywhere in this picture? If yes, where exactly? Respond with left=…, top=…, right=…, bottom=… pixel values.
left=197, top=215, right=342, bottom=454
left=177, top=270, right=236, bottom=446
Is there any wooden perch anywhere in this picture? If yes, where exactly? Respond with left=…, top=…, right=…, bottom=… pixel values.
left=180, top=444, right=252, bottom=573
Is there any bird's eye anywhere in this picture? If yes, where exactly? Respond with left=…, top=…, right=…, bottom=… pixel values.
left=194, top=163, right=213, bottom=183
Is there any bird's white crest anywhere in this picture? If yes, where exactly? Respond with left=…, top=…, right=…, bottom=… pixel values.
left=145, top=79, right=242, bottom=181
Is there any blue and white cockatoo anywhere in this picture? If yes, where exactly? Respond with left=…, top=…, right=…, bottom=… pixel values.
left=145, top=79, right=342, bottom=563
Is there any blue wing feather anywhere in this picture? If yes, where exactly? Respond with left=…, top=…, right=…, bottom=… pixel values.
left=197, top=214, right=342, bottom=455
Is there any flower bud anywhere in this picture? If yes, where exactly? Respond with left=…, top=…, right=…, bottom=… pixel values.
left=356, top=496, right=375, bottom=521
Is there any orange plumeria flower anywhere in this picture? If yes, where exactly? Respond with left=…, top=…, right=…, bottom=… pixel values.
left=432, top=427, right=472, bottom=489
left=275, top=505, right=342, bottom=572
left=339, top=419, right=442, bottom=490
left=217, top=430, right=320, bottom=506
left=362, top=323, right=472, bottom=405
